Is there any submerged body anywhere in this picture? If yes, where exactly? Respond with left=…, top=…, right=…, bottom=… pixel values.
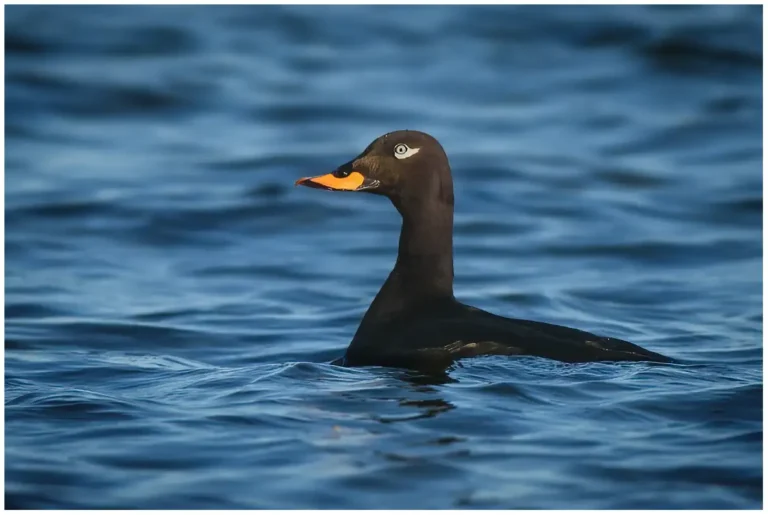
left=343, top=299, right=671, bottom=371
left=296, top=130, right=671, bottom=371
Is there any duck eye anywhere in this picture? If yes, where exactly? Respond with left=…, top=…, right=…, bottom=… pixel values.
left=394, top=143, right=420, bottom=160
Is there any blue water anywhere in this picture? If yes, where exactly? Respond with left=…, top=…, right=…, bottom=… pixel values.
left=5, top=5, right=762, bottom=509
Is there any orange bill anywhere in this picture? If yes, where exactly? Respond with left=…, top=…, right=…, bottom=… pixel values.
left=295, top=171, right=366, bottom=191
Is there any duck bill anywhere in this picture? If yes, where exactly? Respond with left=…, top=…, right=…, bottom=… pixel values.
left=295, top=171, right=379, bottom=192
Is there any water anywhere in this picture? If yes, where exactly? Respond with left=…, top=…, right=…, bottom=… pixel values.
left=5, top=5, right=762, bottom=509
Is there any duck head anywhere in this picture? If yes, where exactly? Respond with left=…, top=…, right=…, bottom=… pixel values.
left=295, top=130, right=454, bottom=209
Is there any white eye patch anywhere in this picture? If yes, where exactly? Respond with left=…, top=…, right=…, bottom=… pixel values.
left=393, top=143, right=420, bottom=160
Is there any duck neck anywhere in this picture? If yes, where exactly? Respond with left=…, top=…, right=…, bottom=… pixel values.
left=394, top=197, right=454, bottom=297
left=361, top=195, right=455, bottom=325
